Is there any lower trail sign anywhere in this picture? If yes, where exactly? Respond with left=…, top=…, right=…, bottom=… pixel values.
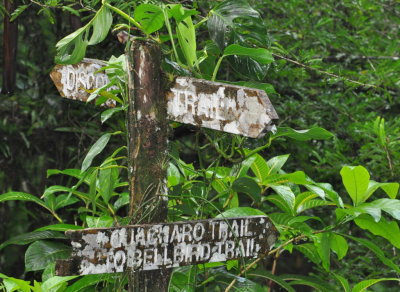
left=56, top=216, right=278, bottom=276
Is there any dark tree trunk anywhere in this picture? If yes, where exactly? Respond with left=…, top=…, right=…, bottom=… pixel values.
left=2, top=0, right=18, bottom=94
left=127, top=40, right=171, bottom=291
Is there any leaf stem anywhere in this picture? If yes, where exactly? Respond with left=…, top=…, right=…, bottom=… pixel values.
left=104, top=3, right=143, bottom=32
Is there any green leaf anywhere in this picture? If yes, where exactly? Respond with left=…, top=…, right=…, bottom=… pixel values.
left=231, top=177, right=261, bottom=202
left=354, top=215, right=400, bottom=248
left=315, top=232, right=331, bottom=272
left=86, top=215, right=113, bottom=228
left=134, top=4, right=164, bottom=34
left=114, top=193, right=129, bottom=211
left=297, top=199, right=333, bottom=214
left=223, top=44, right=274, bottom=64
left=294, top=244, right=321, bottom=265
left=364, top=181, right=399, bottom=201
left=330, top=234, right=348, bottom=260
left=47, top=168, right=85, bottom=181
left=169, top=266, right=197, bottom=292
left=225, top=81, right=276, bottom=94
left=341, top=233, right=400, bottom=273
left=267, top=155, right=290, bottom=175
left=99, top=162, right=118, bottom=204
left=81, top=133, right=111, bottom=172
left=216, top=207, right=266, bottom=218
left=332, top=273, right=350, bottom=292
left=0, top=274, right=33, bottom=292
left=0, top=192, right=52, bottom=213
left=168, top=162, right=182, bottom=187
left=89, top=6, right=112, bottom=45
left=35, top=224, right=83, bottom=232
left=248, top=153, right=270, bottom=182
left=270, top=185, right=295, bottom=214
left=340, top=166, right=370, bottom=206
left=41, top=276, right=78, bottom=292
left=0, top=230, right=65, bottom=250
left=177, top=16, right=197, bottom=68
left=101, top=107, right=125, bottom=124
left=25, top=241, right=71, bottom=271
left=248, top=271, right=295, bottom=292
left=351, top=278, right=400, bottom=292
left=65, top=275, right=112, bottom=292
left=55, top=6, right=112, bottom=64
left=265, top=195, right=293, bottom=214
left=10, top=4, right=30, bottom=22
left=273, top=127, right=334, bottom=141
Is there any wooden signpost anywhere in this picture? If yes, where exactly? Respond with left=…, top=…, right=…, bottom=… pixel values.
left=50, top=40, right=279, bottom=291
left=56, top=216, right=278, bottom=276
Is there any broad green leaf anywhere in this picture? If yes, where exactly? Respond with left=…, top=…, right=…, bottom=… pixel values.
left=99, top=162, right=118, bottom=204
left=177, top=16, right=197, bottom=68
left=114, top=192, right=129, bottom=211
left=332, top=273, right=350, bottom=292
left=265, top=195, right=293, bottom=214
left=101, top=107, right=125, bottom=124
left=315, top=232, right=331, bottom=272
left=249, top=153, right=269, bottom=182
left=86, top=215, right=114, bottom=228
left=168, top=4, right=199, bottom=23
left=216, top=207, right=266, bottom=218
left=352, top=278, right=400, bottom=292
left=81, top=133, right=111, bottom=172
left=0, top=230, right=65, bottom=250
left=340, top=166, right=370, bottom=206
left=10, top=4, right=30, bottom=22
left=35, top=224, right=83, bottom=232
left=89, top=6, right=112, bottom=45
left=248, top=271, right=295, bottom=292
left=225, top=81, right=276, bottom=94
left=273, top=127, right=334, bottom=141
left=270, top=185, right=295, bottom=214
left=354, top=215, right=400, bottom=248
left=366, top=198, right=400, bottom=220
left=235, top=155, right=257, bottom=177
left=312, top=182, right=343, bottom=207
left=231, top=177, right=261, bottom=202
left=0, top=192, right=51, bottom=213
left=169, top=266, right=197, bottom=292
left=264, top=172, right=310, bottom=186
left=0, top=275, right=32, bottom=292
left=134, top=4, right=164, bottom=34
left=25, top=241, right=71, bottom=271
left=341, top=234, right=400, bottom=273
left=297, top=199, right=333, bottom=214
left=294, top=244, right=321, bottom=265
left=41, top=276, right=78, bottom=292
left=168, top=162, right=182, bottom=187
left=65, top=275, right=112, bottom=292
left=330, top=234, right=348, bottom=260
left=223, top=44, right=274, bottom=64
left=363, top=181, right=399, bottom=201
left=295, top=192, right=318, bottom=211
left=55, top=6, right=112, bottom=64
left=47, top=168, right=85, bottom=181
left=267, top=155, right=290, bottom=175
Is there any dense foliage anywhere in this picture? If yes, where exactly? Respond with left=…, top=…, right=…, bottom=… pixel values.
left=1, top=0, right=399, bottom=291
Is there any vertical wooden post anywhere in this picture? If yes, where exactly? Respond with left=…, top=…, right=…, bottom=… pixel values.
left=2, top=0, right=18, bottom=94
left=127, top=40, right=171, bottom=291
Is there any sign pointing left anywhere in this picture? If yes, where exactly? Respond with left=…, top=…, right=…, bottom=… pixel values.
left=50, top=58, right=116, bottom=107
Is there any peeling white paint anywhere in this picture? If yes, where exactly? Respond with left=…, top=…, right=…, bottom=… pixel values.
left=65, top=216, right=278, bottom=275
left=50, top=59, right=117, bottom=107
left=167, top=77, right=278, bottom=138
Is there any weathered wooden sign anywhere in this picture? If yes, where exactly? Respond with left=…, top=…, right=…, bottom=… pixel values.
left=167, top=77, right=279, bottom=138
left=50, top=58, right=116, bottom=107
left=56, top=216, right=278, bottom=276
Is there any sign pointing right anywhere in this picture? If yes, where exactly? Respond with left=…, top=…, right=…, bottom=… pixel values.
left=167, top=77, right=278, bottom=138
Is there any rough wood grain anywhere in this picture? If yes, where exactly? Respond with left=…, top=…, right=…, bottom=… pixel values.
left=126, top=40, right=170, bottom=292
left=167, top=77, right=279, bottom=138
left=56, top=216, right=278, bottom=276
